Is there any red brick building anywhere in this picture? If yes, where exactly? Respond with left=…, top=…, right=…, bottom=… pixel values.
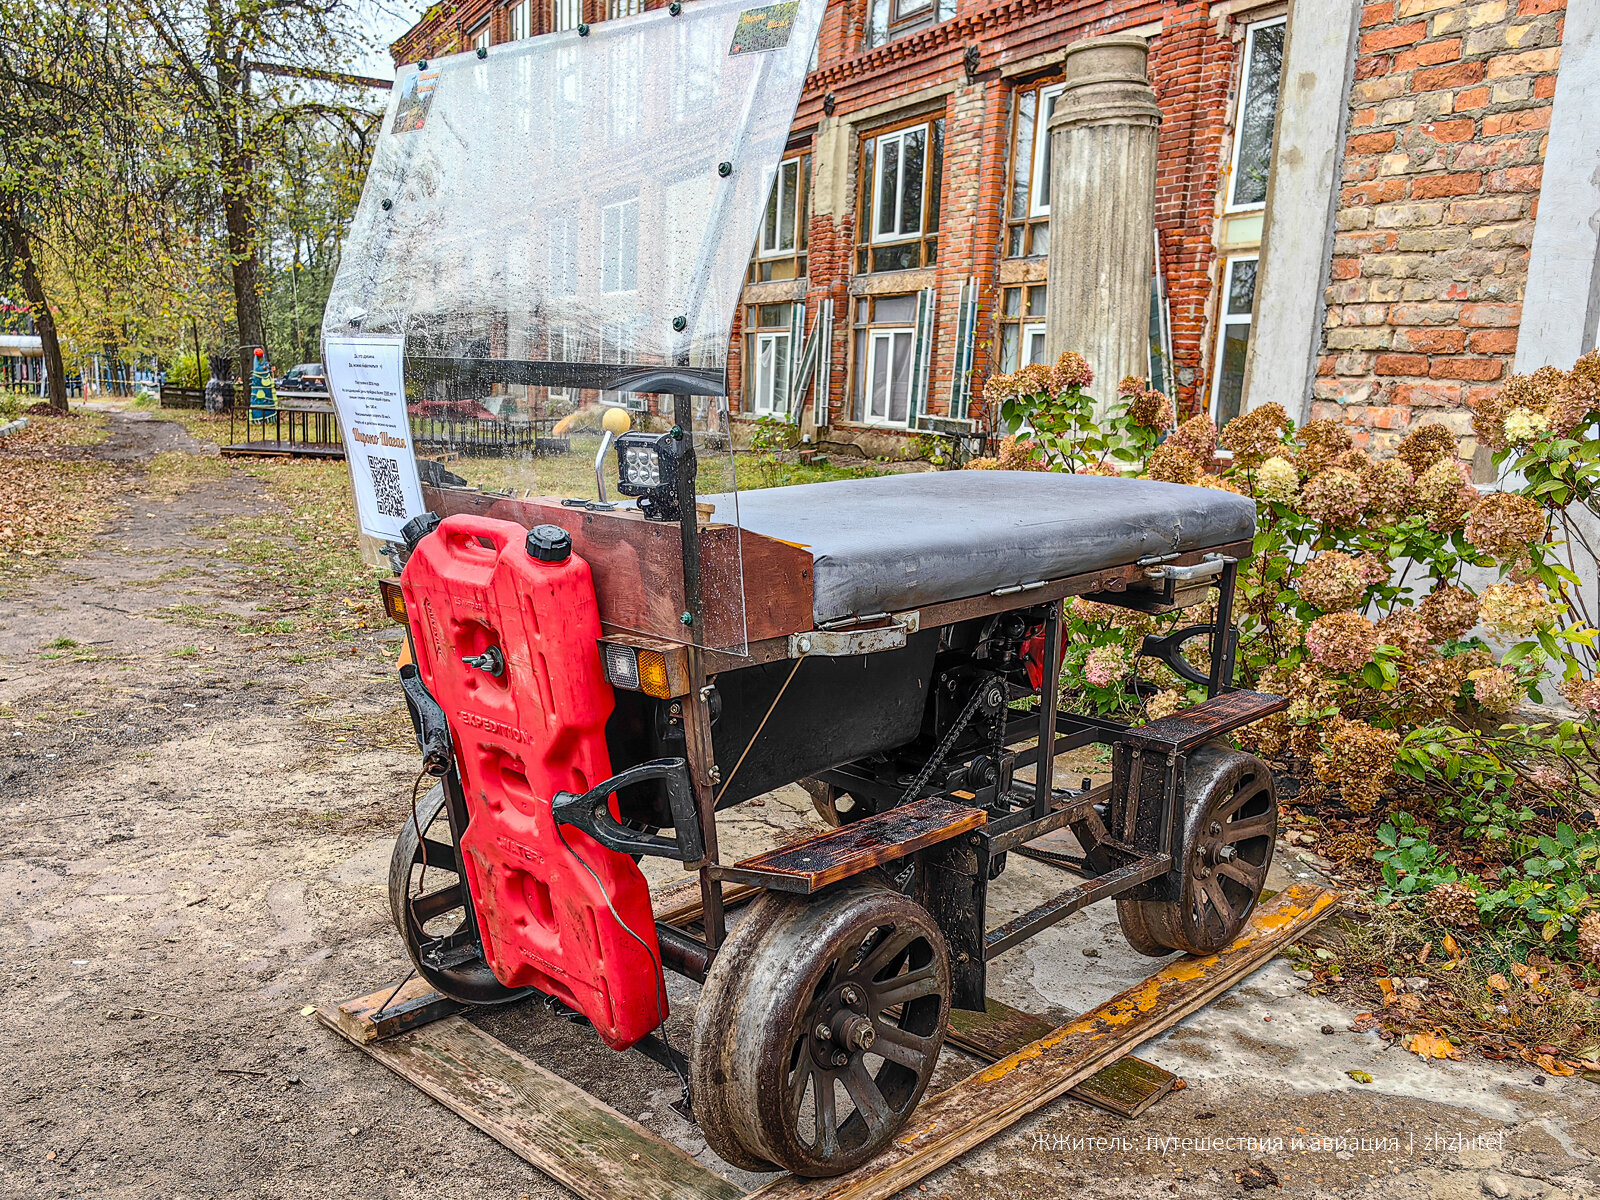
left=392, top=0, right=1600, bottom=466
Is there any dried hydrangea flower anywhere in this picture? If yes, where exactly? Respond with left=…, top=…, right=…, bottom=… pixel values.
left=983, top=370, right=1020, bottom=407
left=1567, top=349, right=1600, bottom=405
left=1014, top=362, right=1054, bottom=397
left=1297, top=554, right=1369, bottom=612
left=1168, top=414, right=1218, bottom=462
left=1144, top=689, right=1187, bottom=721
left=1145, top=442, right=1203, bottom=485
left=1396, top=423, right=1460, bottom=476
left=1360, top=457, right=1415, bottom=524
left=1127, top=388, right=1174, bottom=432
left=1083, top=643, right=1128, bottom=688
left=1376, top=611, right=1432, bottom=659
left=1418, top=585, right=1479, bottom=641
left=1296, top=418, right=1354, bottom=475
left=1253, top=456, right=1299, bottom=504
left=1465, top=491, right=1546, bottom=561
left=1478, top=580, right=1563, bottom=639
left=1194, top=474, right=1243, bottom=494
left=1469, top=665, right=1525, bottom=716
left=1305, top=611, right=1379, bottom=673
left=1300, top=467, right=1367, bottom=526
left=1560, top=675, right=1600, bottom=718
left=1314, top=717, right=1398, bottom=814
left=1502, top=407, right=1551, bottom=444
left=1076, top=461, right=1119, bottom=477
left=1470, top=391, right=1510, bottom=453
left=1219, top=402, right=1292, bottom=467
left=1048, top=351, right=1094, bottom=394
left=1414, top=458, right=1476, bottom=532
left=1118, top=375, right=1147, bottom=397
left=1354, top=554, right=1392, bottom=587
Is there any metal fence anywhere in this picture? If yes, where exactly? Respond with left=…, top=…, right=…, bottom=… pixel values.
left=221, top=394, right=570, bottom=460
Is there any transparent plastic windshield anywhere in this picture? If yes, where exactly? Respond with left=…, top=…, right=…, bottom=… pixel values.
left=324, top=0, right=822, bottom=653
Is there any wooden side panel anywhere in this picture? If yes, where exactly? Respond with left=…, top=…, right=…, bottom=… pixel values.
left=749, top=884, right=1339, bottom=1200
left=715, top=796, right=987, bottom=894
left=320, top=1014, right=746, bottom=1200
left=423, top=484, right=814, bottom=645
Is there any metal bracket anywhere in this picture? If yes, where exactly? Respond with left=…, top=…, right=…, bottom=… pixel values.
left=553, top=758, right=707, bottom=863
left=1140, top=623, right=1235, bottom=688
left=789, top=611, right=920, bottom=658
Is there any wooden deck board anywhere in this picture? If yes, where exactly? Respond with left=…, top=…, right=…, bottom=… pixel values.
left=319, top=1012, right=744, bottom=1200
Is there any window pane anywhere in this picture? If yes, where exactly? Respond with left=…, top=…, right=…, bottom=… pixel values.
left=1231, top=21, right=1284, bottom=207
left=619, top=198, right=638, bottom=291
left=874, top=294, right=917, bottom=323
left=854, top=328, right=868, bottom=419
left=888, top=330, right=914, bottom=424
left=866, top=0, right=889, bottom=47
left=1000, top=324, right=1019, bottom=374
left=758, top=303, right=789, bottom=327
left=899, top=127, right=925, bottom=236
left=755, top=336, right=775, bottom=410
left=779, top=160, right=797, bottom=251
left=1009, top=92, right=1035, bottom=222
left=798, top=157, right=810, bottom=252
left=872, top=243, right=917, bottom=271
left=897, top=0, right=932, bottom=15
left=1033, top=89, right=1059, bottom=211
left=1216, top=321, right=1250, bottom=428
left=761, top=174, right=780, bottom=253
left=877, top=135, right=900, bottom=238
left=1024, top=324, right=1047, bottom=366
left=1026, top=284, right=1047, bottom=316
left=1227, top=257, right=1258, bottom=315
left=772, top=334, right=791, bottom=413
left=871, top=334, right=891, bottom=419
left=1029, top=222, right=1049, bottom=258
left=926, top=120, right=942, bottom=234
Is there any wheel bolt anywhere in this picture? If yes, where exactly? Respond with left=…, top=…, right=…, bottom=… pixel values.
left=840, top=985, right=861, bottom=1007
left=814, top=1022, right=832, bottom=1041
left=832, top=1051, right=849, bottom=1067
left=1216, top=844, right=1237, bottom=864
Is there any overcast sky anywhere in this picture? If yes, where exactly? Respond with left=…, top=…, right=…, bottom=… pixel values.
left=357, top=0, right=425, bottom=81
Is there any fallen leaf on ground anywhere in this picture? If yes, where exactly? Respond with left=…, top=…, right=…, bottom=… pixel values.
left=1403, top=1031, right=1461, bottom=1061
left=1487, top=973, right=1511, bottom=993
left=1233, top=1163, right=1280, bottom=1191
left=1346, top=1070, right=1373, bottom=1084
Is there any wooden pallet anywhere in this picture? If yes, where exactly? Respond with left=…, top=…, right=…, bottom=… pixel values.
left=319, top=883, right=1336, bottom=1200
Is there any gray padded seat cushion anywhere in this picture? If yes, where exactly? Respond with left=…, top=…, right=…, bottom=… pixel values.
left=718, top=471, right=1255, bottom=624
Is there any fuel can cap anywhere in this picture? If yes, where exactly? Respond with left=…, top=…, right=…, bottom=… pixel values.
left=526, top=524, right=572, bottom=562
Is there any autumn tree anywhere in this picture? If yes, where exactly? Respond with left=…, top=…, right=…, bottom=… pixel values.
left=133, top=0, right=382, bottom=385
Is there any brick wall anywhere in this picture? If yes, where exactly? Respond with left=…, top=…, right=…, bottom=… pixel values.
left=1314, top=0, right=1566, bottom=455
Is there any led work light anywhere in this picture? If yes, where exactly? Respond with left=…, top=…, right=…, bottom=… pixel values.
left=614, top=431, right=683, bottom=520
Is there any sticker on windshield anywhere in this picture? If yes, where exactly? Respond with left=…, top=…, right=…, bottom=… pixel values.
left=392, top=67, right=440, bottom=133
left=729, top=1, right=797, bottom=54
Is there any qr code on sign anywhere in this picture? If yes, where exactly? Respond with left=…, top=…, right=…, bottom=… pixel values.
left=369, top=455, right=407, bottom=518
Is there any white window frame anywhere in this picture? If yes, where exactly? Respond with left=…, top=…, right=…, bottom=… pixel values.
left=869, top=124, right=929, bottom=245
left=862, top=326, right=916, bottom=426
left=471, top=22, right=491, bottom=49
left=508, top=0, right=529, bottom=40
left=752, top=328, right=792, bottom=415
left=1210, top=253, right=1259, bottom=426
left=608, top=0, right=642, bottom=15
left=1027, top=83, right=1064, bottom=218
left=552, top=0, right=581, bottom=32
left=1225, top=16, right=1286, bottom=214
left=1021, top=322, right=1048, bottom=367
left=601, top=197, right=639, bottom=293
left=548, top=326, right=575, bottom=402
left=758, top=158, right=803, bottom=259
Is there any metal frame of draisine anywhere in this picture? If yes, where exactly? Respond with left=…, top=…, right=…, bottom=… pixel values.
left=377, top=390, right=1288, bottom=1179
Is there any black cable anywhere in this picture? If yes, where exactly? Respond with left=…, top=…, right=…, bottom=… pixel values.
left=552, top=820, right=690, bottom=1105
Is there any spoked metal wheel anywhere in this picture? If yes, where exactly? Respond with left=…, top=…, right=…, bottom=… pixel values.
left=388, top=782, right=524, bottom=1005
left=1117, top=742, right=1277, bottom=957
left=690, top=883, right=950, bottom=1177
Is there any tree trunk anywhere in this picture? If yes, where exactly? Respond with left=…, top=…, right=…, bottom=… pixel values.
left=0, top=212, right=68, bottom=414
left=211, top=41, right=265, bottom=388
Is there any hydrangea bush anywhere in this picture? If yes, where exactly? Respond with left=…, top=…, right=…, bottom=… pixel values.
left=972, top=351, right=1600, bottom=960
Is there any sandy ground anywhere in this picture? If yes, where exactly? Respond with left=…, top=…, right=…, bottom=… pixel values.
left=0, top=413, right=1596, bottom=1200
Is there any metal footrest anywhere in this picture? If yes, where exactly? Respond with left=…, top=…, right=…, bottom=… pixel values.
left=1121, top=688, right=1287, bottom=757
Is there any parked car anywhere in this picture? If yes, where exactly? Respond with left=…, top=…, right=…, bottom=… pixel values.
left=278, top=363, right=326, bottom=392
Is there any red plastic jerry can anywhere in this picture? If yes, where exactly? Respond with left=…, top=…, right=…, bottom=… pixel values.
left=400, top=514, right=664, bottom=1050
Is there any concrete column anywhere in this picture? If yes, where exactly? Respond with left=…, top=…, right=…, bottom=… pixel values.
left=1044, top=34, right=1161, bottom=404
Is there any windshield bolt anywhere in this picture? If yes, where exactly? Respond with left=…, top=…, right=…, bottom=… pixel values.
left=577, top=21, right=590, bottom=34
left=476, top=46, right=486, bottom=58
left=717, top=161, right=732, bottom=177
left=672, top=314, right=687, bottom=331
left=669, top=1, right=682, bottom=12
left=381, top=199, right=393, bottom=211
left=680, top=611, right=694, bottom=626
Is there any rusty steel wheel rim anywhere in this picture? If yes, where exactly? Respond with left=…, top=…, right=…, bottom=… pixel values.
left=1185, top=760, right=1275, bottom=948
left=782, top=921, right=945, bottom=1164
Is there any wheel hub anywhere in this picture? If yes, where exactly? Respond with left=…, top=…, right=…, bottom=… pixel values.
left=809, top=982, right=874, bottom=1066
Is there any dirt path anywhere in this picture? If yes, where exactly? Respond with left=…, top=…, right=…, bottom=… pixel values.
left=0, top=414, right=1595, bottom=1200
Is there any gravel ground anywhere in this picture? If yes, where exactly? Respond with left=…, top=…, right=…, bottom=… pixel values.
left=0, top=413, right=1595, bottom=1200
